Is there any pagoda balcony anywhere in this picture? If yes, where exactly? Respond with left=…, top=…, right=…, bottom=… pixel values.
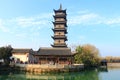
left=54, top=15, right=66, bottom=18
left=54, top=27, right=67, bottom=30
left=55, top=19, right=66, bottom=22
left=55, top=21, right=66, bottom=23
left=53, top=21, right=67, bottom=24
left=52, top=35, right=67, bottom=39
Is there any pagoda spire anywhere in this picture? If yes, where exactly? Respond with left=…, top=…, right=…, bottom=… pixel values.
left=59, top=4, right=62, bottom=10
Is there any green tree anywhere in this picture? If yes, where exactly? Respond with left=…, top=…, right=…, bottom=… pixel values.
left=0, top=45, right=12, bottom=65
left=74, top=44, right=101, bottom=67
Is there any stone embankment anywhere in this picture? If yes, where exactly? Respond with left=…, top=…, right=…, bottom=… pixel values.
left=14, top=64, right=84, bottom=73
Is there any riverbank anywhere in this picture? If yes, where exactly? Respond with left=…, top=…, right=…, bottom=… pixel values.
left=107, top=63, right=120, bottom=68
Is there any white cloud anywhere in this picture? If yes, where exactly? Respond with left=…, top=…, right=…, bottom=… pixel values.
left=16, top=17, right=49, bottom=28
left=13, top=13, right=52, bottom=28
left=68, top=10, right=120, bottom=26
left=0, top=19, right=10, bottom=32
left=0, top=12, right=52, bottom=36
left=104, top=18, right=120, bottom=25
left=68, top=12, right=102, bottom=26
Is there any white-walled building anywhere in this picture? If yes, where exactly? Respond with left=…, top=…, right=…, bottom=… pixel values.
left=12, top=48, right=33, bottom=63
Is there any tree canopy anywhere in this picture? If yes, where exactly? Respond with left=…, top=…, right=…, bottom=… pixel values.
left=74, top=44, right=101, bottom=67
left=0, top=45, right=12, bottom=65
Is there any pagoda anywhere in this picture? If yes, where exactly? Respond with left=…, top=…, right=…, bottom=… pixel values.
left=51, top=4, right=67, bottom=48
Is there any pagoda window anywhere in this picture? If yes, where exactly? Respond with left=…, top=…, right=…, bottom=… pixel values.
left=58, top=40, right=61, bottom=43
left=59, top=32, right=61, bottom=35
left=55, top=32, right=63, bottom=35
left=55, top=25, right=64, bottom=28
left=58, top=25, right=61, bottom=28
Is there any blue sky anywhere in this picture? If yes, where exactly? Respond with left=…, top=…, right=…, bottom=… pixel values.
left=0, top=0, right=120, bottom=57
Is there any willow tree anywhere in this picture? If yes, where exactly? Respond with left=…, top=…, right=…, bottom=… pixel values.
left=74, top=44, right=101, bottom=67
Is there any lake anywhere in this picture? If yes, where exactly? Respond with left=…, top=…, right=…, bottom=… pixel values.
left=0, top=68, right=120, bottom=80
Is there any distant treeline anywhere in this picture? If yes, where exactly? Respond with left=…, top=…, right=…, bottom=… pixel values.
left=103, top=56, right=120, bottom=63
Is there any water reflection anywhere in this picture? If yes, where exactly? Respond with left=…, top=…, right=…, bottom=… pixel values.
left=0, top=70, right=99, bottom=80
left=1, top=68, right=120, bottom=80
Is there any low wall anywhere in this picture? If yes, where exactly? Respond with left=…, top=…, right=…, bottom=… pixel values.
left=15, top=64, right=84, bottom=73
left=107, top=63, right=120, bottom=68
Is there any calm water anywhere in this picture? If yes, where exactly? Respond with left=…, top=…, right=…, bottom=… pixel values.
left=0, top=68, right=120, bottom=80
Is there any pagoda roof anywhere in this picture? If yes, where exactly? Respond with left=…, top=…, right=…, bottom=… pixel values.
left=53, top=15, right=66, bottom=18
left=53, top=4, right=66, bottom=13
left=34, top=48, right=72, bottom=56
left=53, top=22, right=67, bottom=27
left=52, top=28, right=67, bottom=34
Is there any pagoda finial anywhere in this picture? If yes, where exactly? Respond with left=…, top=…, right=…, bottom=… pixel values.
left=59, top=4, right=62, bottom=10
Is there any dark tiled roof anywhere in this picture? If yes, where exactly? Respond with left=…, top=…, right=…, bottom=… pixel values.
left=12, top=48, right=32, bottom=53
left=35, top=47, right=72, bottom=56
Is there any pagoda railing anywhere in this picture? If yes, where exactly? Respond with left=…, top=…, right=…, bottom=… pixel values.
left=53, top=43, right=67, bottom=45
left=52, top=35, right=67, bottom=39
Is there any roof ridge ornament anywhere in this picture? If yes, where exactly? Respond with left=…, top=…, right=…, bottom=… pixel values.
left=59, top=4, right=62, bottom=10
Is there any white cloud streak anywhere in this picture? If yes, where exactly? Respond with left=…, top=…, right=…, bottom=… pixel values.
left=11, top=13, right=52, bottom=28
left=68, top=11, right=120, bottom=26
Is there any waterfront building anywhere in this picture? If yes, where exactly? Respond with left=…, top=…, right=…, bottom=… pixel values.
left=12, top=49, right=33, bottom=63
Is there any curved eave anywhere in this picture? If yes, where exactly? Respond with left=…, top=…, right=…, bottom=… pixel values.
left=52, top=28, right=67, bottom=34
left=53, top=9, right=66, bottom=13
left=51, top=44, right=67, bottom=48
left=52, top=22, right=67, bottom=26
left=53, top=15, right=67, bottom=20
left=51, top=36, right=68, bottom=41
left=54, top=21, right=67, bottom=24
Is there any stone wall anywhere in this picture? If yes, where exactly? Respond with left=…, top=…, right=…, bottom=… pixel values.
left=15, top=64, right=84, bottom=73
